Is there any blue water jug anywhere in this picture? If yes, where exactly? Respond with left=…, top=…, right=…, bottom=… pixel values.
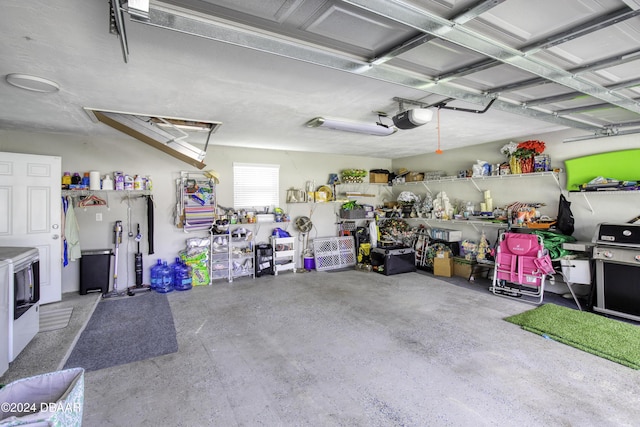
left=170, top=257, right=182, bottom=283
left=150, top=259, right=163, bottom=290
left=156, top=261, right=174, bottom=293
left=174, top=261, right=193, bottom=291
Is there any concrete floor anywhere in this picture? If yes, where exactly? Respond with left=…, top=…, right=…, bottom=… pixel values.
left=3, top=270, right=640, bottom=426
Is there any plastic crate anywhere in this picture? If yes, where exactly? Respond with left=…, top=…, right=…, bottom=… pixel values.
left=313, top=237, right=356, bottom=271
left=339, top=208, right=366, bottom=219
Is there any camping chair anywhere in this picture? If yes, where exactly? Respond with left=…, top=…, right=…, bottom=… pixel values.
left=490, top=232, right=555, bottom=304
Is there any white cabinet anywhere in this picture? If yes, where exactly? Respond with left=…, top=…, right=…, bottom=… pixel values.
left=271, top=236, right=296, bottom=275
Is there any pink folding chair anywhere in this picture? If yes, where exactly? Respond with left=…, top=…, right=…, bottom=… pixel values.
left=490, top=232, right=555, bottom=304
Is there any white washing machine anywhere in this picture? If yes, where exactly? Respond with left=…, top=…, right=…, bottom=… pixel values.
left=0, top=259, right=9, bottom=376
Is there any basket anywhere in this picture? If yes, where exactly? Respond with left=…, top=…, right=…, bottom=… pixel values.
left=526, top=220, right=557, bottom=229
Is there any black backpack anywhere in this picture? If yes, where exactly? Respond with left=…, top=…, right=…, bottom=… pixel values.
left=556, top=194, right=575, bottom=236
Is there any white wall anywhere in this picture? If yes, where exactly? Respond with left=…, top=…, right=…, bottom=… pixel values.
left=391, top=128, right=640, bottom=244
left=3, top=126, right=639, bottom=294
left=0, top=129, right=391, bottom=293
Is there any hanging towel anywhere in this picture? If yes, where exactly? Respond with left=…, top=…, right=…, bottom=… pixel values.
left=147, top=195, right=155, bottom=255
left=369, top=220, right=378, bottom=248
left=64, top=196, right=82, bottom=261
left=62, top=196, right=69, bottom=267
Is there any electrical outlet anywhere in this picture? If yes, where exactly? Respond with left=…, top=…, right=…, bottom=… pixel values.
left=96, top=213, right=102, bottom=222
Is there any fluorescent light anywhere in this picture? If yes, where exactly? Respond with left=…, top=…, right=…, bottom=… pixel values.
left=306, top=117, right=397, bottom=136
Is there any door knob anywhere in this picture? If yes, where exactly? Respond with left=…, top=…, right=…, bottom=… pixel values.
left=52, top=234, right=59, bottom=240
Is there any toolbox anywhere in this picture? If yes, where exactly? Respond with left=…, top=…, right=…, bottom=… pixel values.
left=371, top=246, right=416, bottom=276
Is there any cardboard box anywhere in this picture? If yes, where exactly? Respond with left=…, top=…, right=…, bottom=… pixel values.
left=453, top=257, right=493, bottom=280
left=405, top=172, right=425, bottom=182
left=433, top=252, right=453, bottom=277
left=369, top=172, right=389, bottom=183
left=453, top=257, right=473, bottom=278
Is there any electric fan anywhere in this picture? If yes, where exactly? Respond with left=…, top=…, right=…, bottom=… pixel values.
left=295, top=216, right=313, bottom=233
left=294, top=216, right=313, bottom=271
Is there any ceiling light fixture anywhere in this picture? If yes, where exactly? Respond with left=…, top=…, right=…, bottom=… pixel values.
left=5, top=73, right=60, bottom=93
left=305, top=117, right=397, bottom=136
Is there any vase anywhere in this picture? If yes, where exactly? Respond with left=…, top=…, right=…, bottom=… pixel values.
left=520, top=156, right=534, bottom=174
left=509, top=156, right=521, bottom=174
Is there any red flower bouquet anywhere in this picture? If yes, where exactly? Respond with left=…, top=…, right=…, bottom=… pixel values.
left=514, top=140, right=545, bottom=158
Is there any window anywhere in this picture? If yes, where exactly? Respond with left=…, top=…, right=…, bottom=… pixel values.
left=233, top=163, right=279, bottom=209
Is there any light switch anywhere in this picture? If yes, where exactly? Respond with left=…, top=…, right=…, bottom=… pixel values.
left=96, top=213, right=102, bottom=222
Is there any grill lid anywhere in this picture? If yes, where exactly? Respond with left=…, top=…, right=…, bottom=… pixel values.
left=593, top=223, right=640, bottom=248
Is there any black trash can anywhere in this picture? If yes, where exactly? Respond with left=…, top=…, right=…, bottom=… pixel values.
left=80, top=249, right=112, bottom=295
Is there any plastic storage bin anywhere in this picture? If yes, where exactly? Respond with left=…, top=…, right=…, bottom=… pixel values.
left=0, top=367, right=85, bottom=426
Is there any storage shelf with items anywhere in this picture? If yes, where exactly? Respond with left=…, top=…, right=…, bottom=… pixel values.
left=391, top=172, right=560, bottom=225
left=210, top=233, right=231, bottom=282
left=180, top=235, right=213, bottom=286
left=230, top=227, right=255, bottom=281
left=255, top=243, right=274, bottom=277
left=334, top=182, right=392, bottom=201
left=176, top=171, right=217, bottom=232
left=271, top=236, right=296, bottom=275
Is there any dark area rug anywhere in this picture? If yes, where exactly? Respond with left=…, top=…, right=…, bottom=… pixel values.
left=63, top=292, right=178, bottom=372
left=505, top=303, right=640, bottom=369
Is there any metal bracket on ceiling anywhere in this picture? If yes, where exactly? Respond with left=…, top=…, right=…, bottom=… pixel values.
left=393, top=96, right=496, bottom=115
left=109, top=0, right=129, bottom=63
left=435, top=97, right=496, bottom=114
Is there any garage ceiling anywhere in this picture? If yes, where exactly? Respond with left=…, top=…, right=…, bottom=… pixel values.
left=2, top=0, right=640, bottom=160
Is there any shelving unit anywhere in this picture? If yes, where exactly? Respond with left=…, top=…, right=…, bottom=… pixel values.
left=392, top=172, right=561, bottom=235
left=568, top=190, right=640, bottom=213
left=61, top=189, right=152, bottom=197
left=255, top=243, right=274, bottom=277
left=392, top=171, right=560, bottom=192
left=176, top=171, right=217, bottom=232
left=271, top=236, right=296, bottom=275
left=61, top=189, right=151, bottom=209
left=210, top=233, right=231, bottom=282
left=230, top=228, right=254, bottom=281
left=335, top=182, right=392, bottom=200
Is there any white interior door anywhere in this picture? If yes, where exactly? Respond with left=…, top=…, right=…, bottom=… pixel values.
left=0, top=152, right=62, bottom=304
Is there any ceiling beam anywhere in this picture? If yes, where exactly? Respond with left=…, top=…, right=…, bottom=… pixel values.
left=127, top=2, right=602, bottom=132
left=439, top=5, right=640, bottom=80
left=487, top=48, right=640, bottom=94
left=342, top=0, right=640, bottom=115
left=370, top=0, right=506, bottom=65
left=524, top=77, right=640, bottom=107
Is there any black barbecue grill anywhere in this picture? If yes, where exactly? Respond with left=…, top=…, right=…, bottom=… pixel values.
left=592, top=223, right=640, bottom=322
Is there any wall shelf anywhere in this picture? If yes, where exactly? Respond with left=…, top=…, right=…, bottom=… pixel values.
left=568, top=190, right=640, bottom=213
left=393, top=171, right=560, bottom=192
left=61, top=189, right=151, bottom=197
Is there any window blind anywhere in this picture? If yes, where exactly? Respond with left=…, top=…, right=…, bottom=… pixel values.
left=233, top=162, right=279, bottom=209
